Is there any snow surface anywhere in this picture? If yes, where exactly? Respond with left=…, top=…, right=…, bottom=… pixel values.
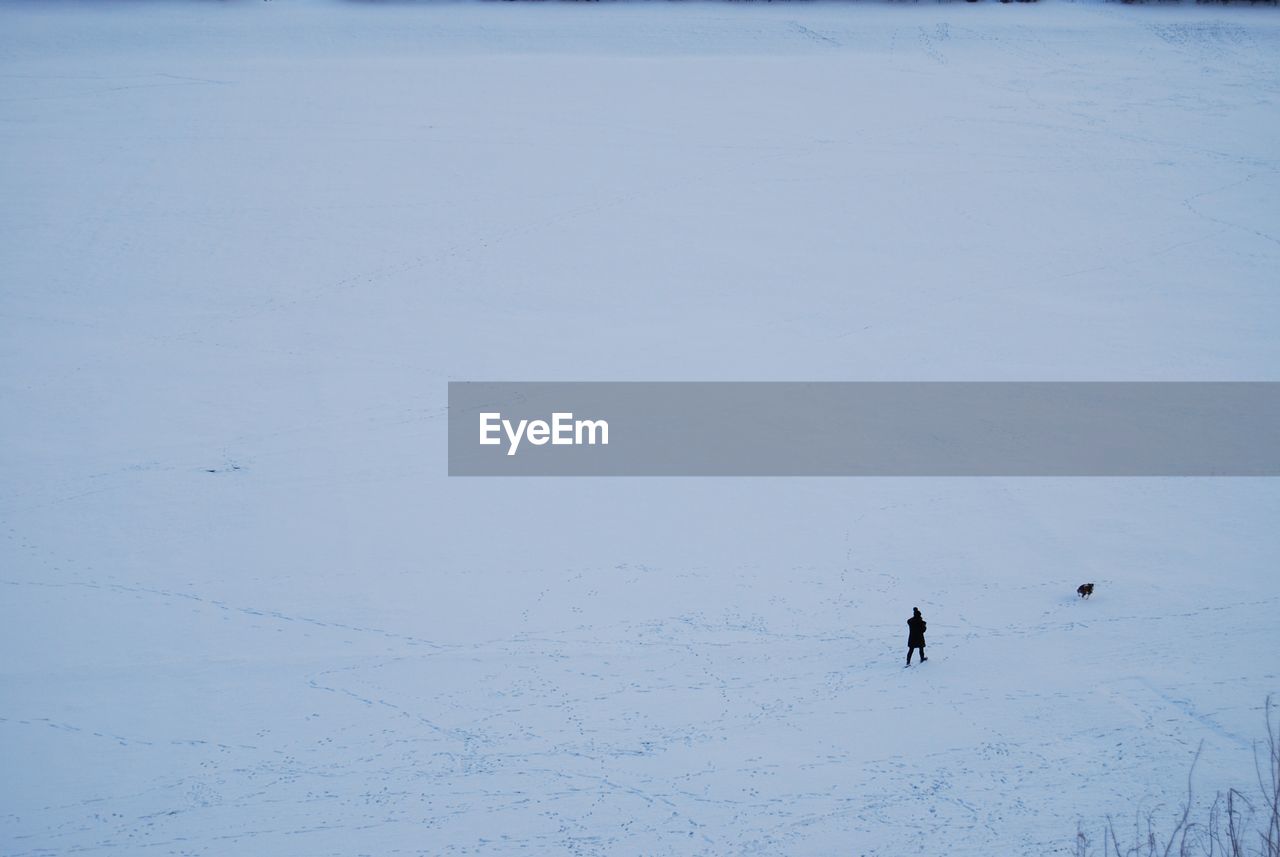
left=2, top=2, right=1279, bottom=855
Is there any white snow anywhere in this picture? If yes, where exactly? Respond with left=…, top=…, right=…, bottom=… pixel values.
left=1, top=2, right=1278, bottom=854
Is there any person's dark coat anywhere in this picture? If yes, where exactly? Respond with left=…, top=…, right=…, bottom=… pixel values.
left=907, top=614, right=927, bottom=647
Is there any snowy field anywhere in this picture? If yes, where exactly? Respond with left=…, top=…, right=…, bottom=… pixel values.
left=2, top=2, right=1280, bottom=854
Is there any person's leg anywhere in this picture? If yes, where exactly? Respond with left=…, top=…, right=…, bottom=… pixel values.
left=907, top=647, right=915, bottom=665
left=920, top=646, right=927, bottom=662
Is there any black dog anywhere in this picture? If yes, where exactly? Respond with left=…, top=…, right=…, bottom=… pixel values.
left=1077, top=583, right=1094, bottom=599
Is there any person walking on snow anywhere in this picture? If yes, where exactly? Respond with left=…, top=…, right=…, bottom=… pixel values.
left=906, top=607, right=927, bottom=666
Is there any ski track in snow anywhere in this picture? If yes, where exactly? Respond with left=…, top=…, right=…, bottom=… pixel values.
left=3, top=568, right=1277, bottom=855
